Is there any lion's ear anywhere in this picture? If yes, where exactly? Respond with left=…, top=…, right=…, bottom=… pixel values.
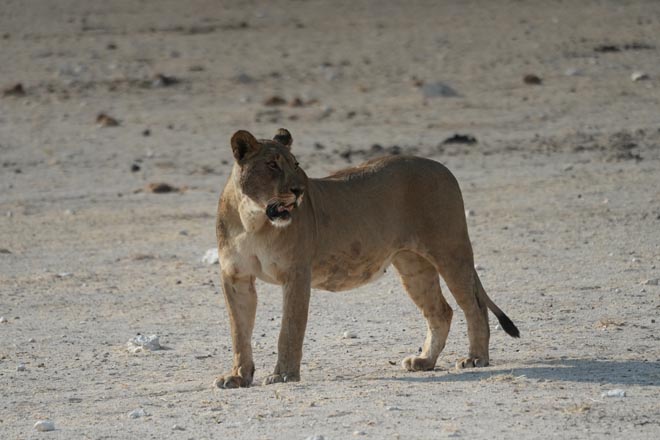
left=273, top=128, right=293, bottom=150
left=231, top=130, right=260, bottom=161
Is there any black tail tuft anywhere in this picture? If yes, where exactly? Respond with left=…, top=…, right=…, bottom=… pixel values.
left=496, top=312, right=520, bottom=338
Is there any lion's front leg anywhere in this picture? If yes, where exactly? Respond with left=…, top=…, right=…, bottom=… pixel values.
left=263, top=268, right=311, bottom=385
left=215, top=274, right=257, bottom=389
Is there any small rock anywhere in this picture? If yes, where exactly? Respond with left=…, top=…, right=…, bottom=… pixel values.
left=642, top=278, right=659, bottom=286
left=523, top=74, right=542, bottom=85
left=289, top=97, right=305, bottom=107
left=353, top=431, right=366, bottom=436
left=421, top=82, right=460, bottom=98
left=172, top=424, right=186, bottom=431
left=631, top=257, right=640, bottom=263
left=128, top=408, right=147, bottom=419
left=594, top=44, right=620, bottom=53
left=602, top=389, right=626, bottom=398
left=28, top=338, right=35, bottom=343
left=34, top=420, right=55, bottom=432
left=131, top=163, right=141, bottom=172
left=234, top=73, right=255, bottom=84
left=264, top=95, right=287, bottom=106
left=17, top=362, right=26, bottom=371
left=564, top=67, right=580, bottom=77
left=631, top=71, right=649, bottom=82
left=443, top=134, right=477, bottom=145
left=146, top=182, right=179, bottom=193
left=96, top=113, right=119, bottom=127
left=474, top=264, right=484, bottom=271
left=142, top=129, right=151, bottom=136
left=64, top=209, right=75, bottom=215
left=152, top=73, right=179, bottom=87
left=3, top=83, right=26, bottom=97
left=342, top=331, right=358, bottom=339
left=386, top=406, right=402, bottom=411
left=465, top=209, right=475, bottom=218
left=306, top=436, right=324, bottom=440
left=0, top=316, right=8, bottom=323
left=202, top=248, right=219, bottom=265
left=127, top=334, right=162, bottom=353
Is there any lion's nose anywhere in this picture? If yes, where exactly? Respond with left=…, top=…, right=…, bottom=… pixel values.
left=290, top=187, right=303, bottom=198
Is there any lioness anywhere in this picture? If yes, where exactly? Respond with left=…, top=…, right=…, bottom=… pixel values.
left=215, top=129, right=519, bottom=388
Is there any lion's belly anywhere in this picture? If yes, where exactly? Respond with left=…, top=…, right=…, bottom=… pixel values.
left=311, top=255, right=392, bottom=292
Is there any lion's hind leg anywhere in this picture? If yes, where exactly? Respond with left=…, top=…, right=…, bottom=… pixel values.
left=393, top=251, right=453, bottom=372
left=435, top=253, right=490, bottom=369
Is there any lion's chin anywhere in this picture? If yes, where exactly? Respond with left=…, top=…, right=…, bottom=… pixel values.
left=269, top=216, right=292, bottom=228
left=266, top=201, right=295, bottom=228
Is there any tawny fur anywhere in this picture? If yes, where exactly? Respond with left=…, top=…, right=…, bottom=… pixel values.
left=214, top=129, right=519, bottom=389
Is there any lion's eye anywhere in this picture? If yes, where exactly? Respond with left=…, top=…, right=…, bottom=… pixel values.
left=267, top=161, right=279, bottom=170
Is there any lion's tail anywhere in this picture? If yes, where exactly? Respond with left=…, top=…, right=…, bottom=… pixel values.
left=475, top=270, right=520, bottom=338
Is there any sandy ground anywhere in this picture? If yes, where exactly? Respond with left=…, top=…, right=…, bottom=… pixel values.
left=1, top=0, right=659, bottom=438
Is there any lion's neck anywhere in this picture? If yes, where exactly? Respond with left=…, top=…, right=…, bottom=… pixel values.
left=221, top=168, right=270, bottom=234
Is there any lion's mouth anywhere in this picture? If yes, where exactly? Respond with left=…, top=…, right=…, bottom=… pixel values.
left=266, top=201, right=295, bottom=222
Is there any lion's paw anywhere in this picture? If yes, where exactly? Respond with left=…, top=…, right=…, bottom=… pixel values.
left=262, top=372, right=300, bottom=385
left=214, top=373, right=252, bottom=389
left=455, top=357, right=489, bottom=369
left=401, top=355, right=436, bottom=372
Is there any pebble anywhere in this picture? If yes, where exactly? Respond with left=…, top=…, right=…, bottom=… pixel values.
left=152, top=73, right=179, bottom=88
left=642, top=278, right=658, bottom=286
left=631, top=257, right=640, bottom=263
left=631, top=71, right=649, bottom=82
left=34, top=420, right=55, bottom=432
left=474, top=264, right=484, bottom=271
left=3, top=83, right=26, bottom=97
left=17, top=362, right=26, bottom=371
left=202, top=248, right=219, bottom=265
left=523, top=74, right=542, bottom=85
left=127, top=334, right=162, bottom=353
left=564, top=67, right=580, bottom=76
left=146, top=182, right=179, bottom=194
left=28, top=338, right=36, bottom=343
left=96, top=113, right=119, bottom=127
left=421, top=81, right=460, bottom=98
left=128, top=408, right=147, bottom=418
left=386, top=406, right=402, bottom=411
left=614, top=288, right=621, bottom=293
left=465, top=209, right=475, bottom=218
left=172, top=424, right=186, bottom=431
left=353, top=431, right=366, bottom=436
left=602, top=389, right=626, bottom=398
left=0, top=316, right=7, bottom=323
left=306, top=436, right=325, bottom=440
left=342, top=331, right=358, bottom=339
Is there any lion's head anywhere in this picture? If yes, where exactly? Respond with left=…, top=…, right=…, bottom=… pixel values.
left=230, top=128, right=307, bottom=228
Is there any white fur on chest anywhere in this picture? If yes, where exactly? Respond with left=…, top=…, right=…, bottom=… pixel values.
left=219, top=231, right=286, bottom=285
